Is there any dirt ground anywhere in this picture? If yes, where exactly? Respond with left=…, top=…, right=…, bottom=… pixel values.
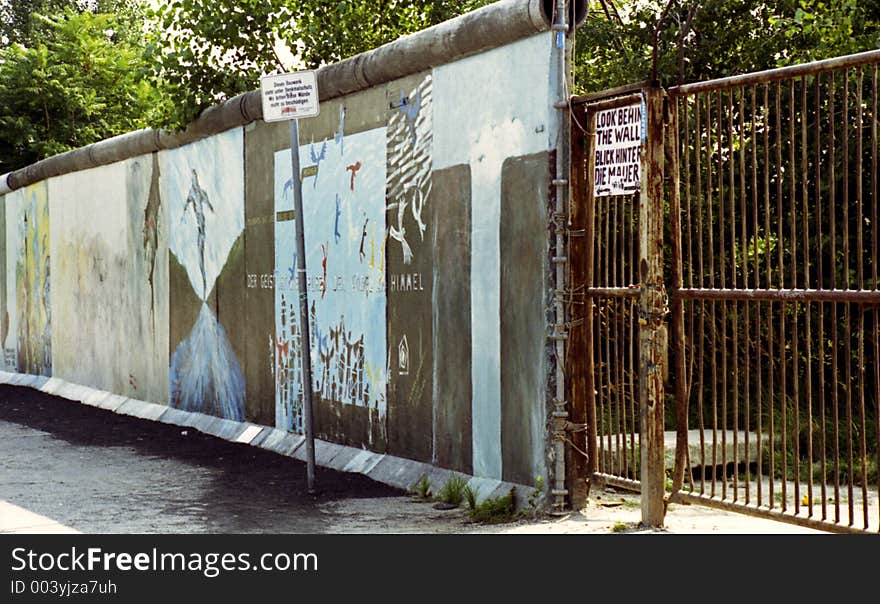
left=320, top=487, right=828, bottom=534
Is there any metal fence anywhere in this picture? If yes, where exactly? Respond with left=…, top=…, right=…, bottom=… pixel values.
left=570, top=50, right=880, bottom=533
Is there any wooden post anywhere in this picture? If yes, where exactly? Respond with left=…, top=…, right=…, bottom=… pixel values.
left=639, top=87, right=667, bottom=527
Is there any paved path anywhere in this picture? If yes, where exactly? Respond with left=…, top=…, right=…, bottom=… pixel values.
left=0, top=384, right=838, bottom=534
left=0, top=499, right=78, bottom=534
left=0, top=385, right=400, bottom=533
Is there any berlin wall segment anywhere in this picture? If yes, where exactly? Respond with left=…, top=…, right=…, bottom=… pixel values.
left=0, top=20, right=564, bottom=496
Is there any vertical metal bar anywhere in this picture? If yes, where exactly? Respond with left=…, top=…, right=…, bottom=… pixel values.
left=843, top=69, right=854, bottom=526
left=684, top=97, right=697, bottom=492
left=727, top=89, right=737, bottom=502
left=618, top=200, right=627, bottom=478
left=801, top=75, right=813, bottom=516
left=764, top=82, right=776, bottom=508
left=719, top=89, right=729, bottom=501
left=670, top=97, right=689, bottom=493
left=738, top=86, right=748, bottom=504
left=816, top=72, right=828, bottom=521
left=708, top=91, right=718, bottom=499
left=626, top=191, right=641, bottom=480
left=583, top=106, right=599, bottom=493
left=872, top=64, right=879, bottom=532
left=789, top=80, right=800, bottom=514
left=629, top=193, right=638, bottom=479
left=776, top=81, right=788, bottom=512
left=600, top=197, right=617, bottom=474
left=856, top=68, right=869, bottom=529
left=696, top=94, right=707, bottom=496
left=569, top=103, right=591, bottom=507
left=612, top=195, right=622, bottom=476
left=639, top=87, right=666, bottom=527
left=289, top=119, right=317, bottom=494
left=751, top=84, right=763, bottom=508
left=830, top=72, right=841, bottom=524
left=601, top=194, right=610, bottom=472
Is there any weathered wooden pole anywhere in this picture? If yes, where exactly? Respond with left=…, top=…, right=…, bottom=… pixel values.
left=639, top=86, right=667, bottom=527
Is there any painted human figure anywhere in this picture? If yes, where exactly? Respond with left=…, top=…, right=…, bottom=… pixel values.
left=183, top=168, right=214, bottom=298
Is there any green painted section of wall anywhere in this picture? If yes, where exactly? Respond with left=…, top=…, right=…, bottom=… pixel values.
left=430, top=164, right=473, bottom=474
left=212, top=233, right=247, bottom=370
left=243, top=119, right=287, bottom=425
left=500, top=151, right=551, bottom=486
left=168, top=251, right=202, bottom=356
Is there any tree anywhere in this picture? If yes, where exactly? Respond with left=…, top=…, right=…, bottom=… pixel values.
left=0, top=0, right=143, bottom=47
left=0, top=8, right=167, bottom=172
left=146, top=0, right=493, bottom=130
left=574, top=0, right=880, bottom=92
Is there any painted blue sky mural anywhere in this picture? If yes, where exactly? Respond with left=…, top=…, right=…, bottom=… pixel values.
left=274, top=125, right=388, bottom=432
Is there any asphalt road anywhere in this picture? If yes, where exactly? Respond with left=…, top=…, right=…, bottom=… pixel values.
left=0, top=385, right=403, bottom=533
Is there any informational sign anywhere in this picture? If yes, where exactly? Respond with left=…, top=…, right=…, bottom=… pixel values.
left=260, top=71, right=320, bottom=122
left=593, top=102, right=642, bottom=196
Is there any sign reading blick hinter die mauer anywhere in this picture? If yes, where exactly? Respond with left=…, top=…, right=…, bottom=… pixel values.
left=260, top=71, right=320, bottom=122
left=593, top=103, right=642, bottom=197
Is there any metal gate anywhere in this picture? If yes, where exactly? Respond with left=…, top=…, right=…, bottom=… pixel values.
left=569, top=50, right=880, bottom=533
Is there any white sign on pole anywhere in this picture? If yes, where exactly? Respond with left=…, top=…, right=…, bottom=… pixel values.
left=260, top=71, right=320, bottom=122
left=593, top=102, right=642, bottom=197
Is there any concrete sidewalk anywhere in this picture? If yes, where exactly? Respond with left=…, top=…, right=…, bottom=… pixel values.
left=0, top=499, right=79, bottom=534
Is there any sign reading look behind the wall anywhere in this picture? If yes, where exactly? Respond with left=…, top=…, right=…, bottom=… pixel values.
left=260, top=71, right=320, bottom=122
left=593, top=102, right=642, bottom=197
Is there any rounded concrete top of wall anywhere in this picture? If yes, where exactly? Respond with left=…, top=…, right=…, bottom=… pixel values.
left=1, top=0, right=586, bottom=194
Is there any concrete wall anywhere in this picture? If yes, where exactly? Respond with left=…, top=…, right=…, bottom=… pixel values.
left=0, top=31, right=557, bottom=486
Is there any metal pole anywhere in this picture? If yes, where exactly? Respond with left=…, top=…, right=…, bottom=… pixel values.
left=550, top=0, right=571, bottom=515
left=290, top=119, right=317, bottom=494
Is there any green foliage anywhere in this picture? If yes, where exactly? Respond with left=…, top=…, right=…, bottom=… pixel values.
left=527, top=475, right=545, bottom=511
left=410, top=474, right=432, bottom=500
left=145, top=0, right=493, bottom=131
left=761, top=394, right=879, bottom=487
left=468, top=488, right=517, bottom=524
left=1, top=1, right=145, bottom=47
left=0, top=7, right=168, bottom=172
left=437, top=475, right=468, bottom=507
left=575, top=1, right=880, bottom=93
left=463, top=484, right=479, bottom=511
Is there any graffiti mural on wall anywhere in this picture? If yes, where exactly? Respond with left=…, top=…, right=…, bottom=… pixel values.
left=386, top=76, right=432, bottom=270
left=274, top=125, right=387, bottom=432
left=3, top=183, right=51, bottom=375
left=163, top=128, right=246, bottom=421
left=384, top=74, right=435, bottom=461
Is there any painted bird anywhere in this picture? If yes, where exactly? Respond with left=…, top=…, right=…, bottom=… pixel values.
left=359, top=218, right=369, bottom=263
left=334, top=194, right=342, bottom=244
left=310, top=140, right=327, bottom=188
left=398, top=88, right=422, bottom=146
